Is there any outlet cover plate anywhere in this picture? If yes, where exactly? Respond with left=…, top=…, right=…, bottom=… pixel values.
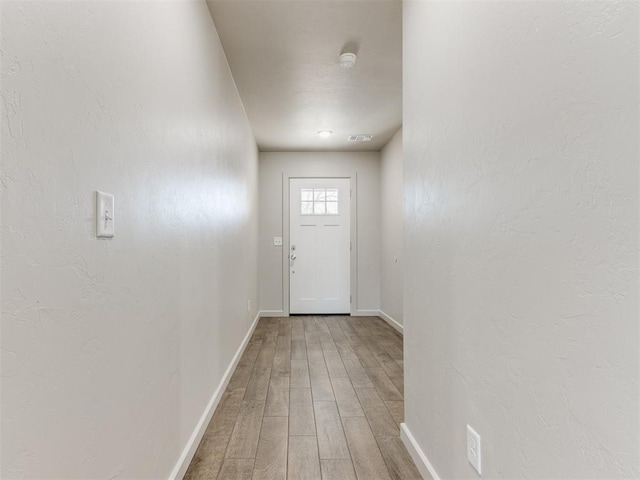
left=96, top=191, right=115, bottom=238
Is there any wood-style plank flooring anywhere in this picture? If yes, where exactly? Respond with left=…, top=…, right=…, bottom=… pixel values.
left=184, top=316, right=422, bottom=480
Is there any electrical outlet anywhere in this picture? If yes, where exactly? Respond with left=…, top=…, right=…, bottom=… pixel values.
left=467, top=425, right=482, bottom=475
left=273, top=237, right=283, bottom=246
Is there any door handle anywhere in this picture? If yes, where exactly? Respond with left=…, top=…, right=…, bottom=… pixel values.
left=290, top=254, right=297, bottom=260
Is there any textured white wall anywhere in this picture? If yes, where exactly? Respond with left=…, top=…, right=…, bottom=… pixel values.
left=1, top=2, right=258, bottom=478
left=380, top=128, right=403, bottom=326
left=258, top=152, right=380, bottom=314
left=404, top=1, right=639, bottom=479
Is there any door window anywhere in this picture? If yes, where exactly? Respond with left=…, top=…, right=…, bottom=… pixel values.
left=301, top=188, right=339, bottom=215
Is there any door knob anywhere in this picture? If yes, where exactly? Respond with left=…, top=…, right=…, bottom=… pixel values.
left=291, top=254, right=297, bottom=260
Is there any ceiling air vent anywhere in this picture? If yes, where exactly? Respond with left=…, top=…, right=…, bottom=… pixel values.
left=348, top=134, right=374, bottom=142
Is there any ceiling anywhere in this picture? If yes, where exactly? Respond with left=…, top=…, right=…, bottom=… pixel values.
left=206, top=0, right=402, bottom=152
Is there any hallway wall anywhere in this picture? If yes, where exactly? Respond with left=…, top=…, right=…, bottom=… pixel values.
left=258, top=152, right=380, bottom=315
left=380, top=128, right=403, bottom=328
left=1, top=2, right=258, bottom=479
left=403, top=1, right=639, bottom=479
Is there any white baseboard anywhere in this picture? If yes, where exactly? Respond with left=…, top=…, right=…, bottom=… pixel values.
left=351, top=310, right=404, bottom=335
left=400, top=423, right=441, bottom=480
left=352, top=309, right=380, bottom=317
left=378, top=310, right=404, bottom=334
left=169, top=311, right=262, bottom=480
left=259, top=310, right=284, bottom=317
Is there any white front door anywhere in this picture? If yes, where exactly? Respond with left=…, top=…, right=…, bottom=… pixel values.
left=289, top=178, right=351, bottom=314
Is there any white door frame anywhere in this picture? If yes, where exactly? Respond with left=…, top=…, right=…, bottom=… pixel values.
left=282, top=172, right=358, bottom=316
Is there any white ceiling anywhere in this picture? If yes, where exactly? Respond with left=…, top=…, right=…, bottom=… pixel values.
left=206, top=0, right=402, bottom=152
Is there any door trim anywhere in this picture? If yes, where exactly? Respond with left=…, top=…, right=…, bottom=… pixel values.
left=281, top=172, right=358, bottom=316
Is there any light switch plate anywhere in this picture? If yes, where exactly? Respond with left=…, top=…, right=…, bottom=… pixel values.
left=273, top=236, right=283, bottom=246
left=467, top=424, right=482, bottom=475
left=96, top=191, right=114, bottom=238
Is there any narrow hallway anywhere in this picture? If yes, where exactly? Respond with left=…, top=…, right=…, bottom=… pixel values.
left=184, top=316, right=419, bottom=480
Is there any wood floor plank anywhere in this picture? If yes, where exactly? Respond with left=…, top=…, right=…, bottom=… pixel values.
left=264, top=331, right=279, bottom=344
left=377, top=436, right=423, bottom=480
left=287, top=436, right=321, bottom=480
left=365, top=367, right=403, bottom=401
left=338, top=318, right=357, bottom=335
left=252, top=417, right=288, bottom=480
left=340, top=318, right=356, bottom=338
left=355, top=388, right=400, bottom=437
left=228, top=363, right=255, bottom=390
left=336, top=343, right=359, bottom=363
left=291, top=318, right=305, bottom=340
left=184, top=435, right=228, bottom=480
left=328, top=326, right=351, bottom=346
left=350, top=319, right=372, bottom=338
left=290, top=360, right=311, bottom=389
left=330, top=377, right=365, bottom=417
left=314, top=401, right=350, bottom=460
left=272, top=344, right=291, bottom=378
left=244, top=343, right=276, bottom=401
left=320, top=333, right=338, bottom=353
left=289, top=388, right=315, bottom=436
left=361, top=336, right=388, bottom=359
left=279, top=318, right=292, bottom=338
left=244, top=366, right=273, bottom=402
left=342, top=417, right=392, bottom=480
left=251, top=324, right=266, bottom=342
left=217, top=459, right=255, bottom=480
left=352, top=345, right=381, bottom=368
left=256, top=341, right=278, bottom=364
left=323, top=350, right=349, bottom=378
left=324, top=317, right=342, bottom=329
left=314, top=317, right=331, bottom=334
left=206, top=388, right=246, bottom=438
left=374, top=352, right=404, bottom=378
left=310, top=374, right=335, bottom=401
left=290, top=339, right=310, bottom=389
left=343, top=358, right=374, bottom=389
left=307, top=347, right=329, bottom=378
left=353, top=386, right=385, bottom=409
left=390, top=375, right=404, bottom=395
left=304, top=319, right=318, bottom=332
left=226, top=401, right=266, bottom=459
left=291, top=339, right=307, bottom=359
left=344, top=332, right=365, bottom=347
left=380, top=341, right=403, bottom=362
left=320, top=459, right=358, bottom=480
left=384, top=401, right=404, bottom=426
left=264, top=376, right=290, bottom=417
left=240, top=342, right=263, bottom=366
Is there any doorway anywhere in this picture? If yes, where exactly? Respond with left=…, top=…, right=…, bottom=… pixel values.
left=289, top=178, right=351, bottom=314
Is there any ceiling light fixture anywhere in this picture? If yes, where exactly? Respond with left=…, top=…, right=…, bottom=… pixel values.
left=317, top=130, right=333, bottom=138
left=338, top=52, right=357, bottom=69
